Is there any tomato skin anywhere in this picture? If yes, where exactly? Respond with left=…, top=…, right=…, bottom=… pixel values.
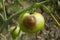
left=9, top=26, right=20, bottom=38
left=19, top=12, right=45, bottom=34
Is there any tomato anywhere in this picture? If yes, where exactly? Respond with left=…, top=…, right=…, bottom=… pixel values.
left=18, top=12, right=45, bottom=33
left=9, top=26, right=20, bottom=38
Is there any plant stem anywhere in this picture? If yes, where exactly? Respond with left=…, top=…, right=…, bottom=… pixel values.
left=50, top=13, right=60, bottom=27
left=0, top=14, right=4, bottom=21
left=0, top=33, right=7, bottom=40
left=51, top=7, right=60, bottom=19
left=2, top=0, right=7, bottom=20
left=42, top=5, right=60, bottom=27
left=51, top=0, right=60, bottom=20
left=0, top=1, right=47, bottom=33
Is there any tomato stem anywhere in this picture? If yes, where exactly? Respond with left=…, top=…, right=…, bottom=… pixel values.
left=42, top=5, right=60, bottom=27
left=0, top=14, right=5, bottom=21
left=0, top=1, right=48, bottom=33
left=0, top=33, right=7, bottom=40
left=2, top=0, right=7, bottom=20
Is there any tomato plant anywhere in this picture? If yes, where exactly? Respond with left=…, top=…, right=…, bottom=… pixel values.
left=0, top=0, right=60, bottom=40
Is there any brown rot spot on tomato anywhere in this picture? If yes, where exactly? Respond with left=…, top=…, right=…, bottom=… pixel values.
left=19, top=12, right=45, bottom=33
left=23, top=15, right=36, bottom=28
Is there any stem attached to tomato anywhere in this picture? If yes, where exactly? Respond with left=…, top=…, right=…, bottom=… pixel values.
left=0, top=1, right=48, bottom=33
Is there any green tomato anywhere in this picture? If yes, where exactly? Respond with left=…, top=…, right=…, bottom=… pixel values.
left=19, top=12, right=45, bottom=33
left=9, top=26, right=20, bottom=38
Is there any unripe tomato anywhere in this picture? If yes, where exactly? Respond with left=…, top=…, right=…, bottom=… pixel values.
left=18, top=12, right=45, bottom=33
left=9, top=26, right=20, bottom=38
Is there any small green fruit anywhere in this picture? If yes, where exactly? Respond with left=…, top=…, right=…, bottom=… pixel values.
left=19, top=12, right=45, bottom=33
left=9, top=26, right=20, bottom=38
